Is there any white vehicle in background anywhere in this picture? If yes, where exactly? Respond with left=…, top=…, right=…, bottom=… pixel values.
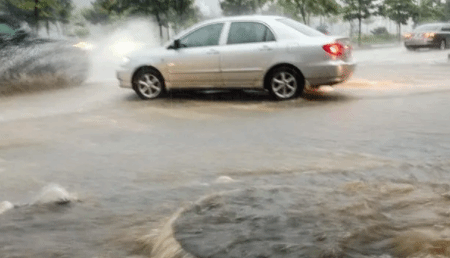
left=116, top=15, right=356, bottom=100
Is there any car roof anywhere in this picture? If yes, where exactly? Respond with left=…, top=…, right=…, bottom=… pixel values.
left=200, top=15, right=285, bottom=25
left=417, top=23, right=450, bottom=27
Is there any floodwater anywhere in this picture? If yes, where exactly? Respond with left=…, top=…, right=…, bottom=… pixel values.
left=1, top=41, right=450, bottom=257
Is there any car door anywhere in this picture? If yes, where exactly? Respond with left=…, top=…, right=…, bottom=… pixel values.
left=220, top=21, right=278, bottom=88
left=167, top=23, right=225, bottom=88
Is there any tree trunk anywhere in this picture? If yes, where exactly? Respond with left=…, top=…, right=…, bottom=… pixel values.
left=34, top=0, right=39, bottom=34
left=349, top=21, right=353, bottom=38
left=45, top=20, right=50, bottom=36
left=358, top=0, right=362, bottom=46
left=300, top=6, right=307, bottom=24
left=155, top=13, right=163, bottom=44
left=358, top=17, right=362, bottom=46
left=166, top=25, right=170, bottom=40
left=56, top=22, right=61, bottom=36
left=398, top=22, right=401, bottom=42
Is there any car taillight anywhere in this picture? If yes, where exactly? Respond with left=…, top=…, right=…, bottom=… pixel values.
left=323, top=43, right=344, bottom=57
left=424, top=32, right=435, bottom=38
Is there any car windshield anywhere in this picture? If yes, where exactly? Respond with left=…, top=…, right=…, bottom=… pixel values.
left=0, top=23, right=15, bottom=36
left=276, top=18, right=325, bottom=37
left=414, top=25, right=441, bottom=32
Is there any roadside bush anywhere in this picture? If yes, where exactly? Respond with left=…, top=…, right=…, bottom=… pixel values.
left=316, top=24, right=329, bottom=34
left=74, top=27, right=90, bottom=38
left=352, top=32, right=397, bottom=45
left=371, top=27, right=388, bottom=35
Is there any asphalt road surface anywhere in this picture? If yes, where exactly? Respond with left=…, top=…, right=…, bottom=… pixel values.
left=1, top=46, right=450, bottom=258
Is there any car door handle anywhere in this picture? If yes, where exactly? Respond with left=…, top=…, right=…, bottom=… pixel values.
left=259, top=45, right=272, bottom=51
left=207, top=49, right=219, bottom=55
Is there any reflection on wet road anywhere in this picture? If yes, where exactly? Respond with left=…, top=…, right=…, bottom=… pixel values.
left=0, top=46, right=450, bottom=257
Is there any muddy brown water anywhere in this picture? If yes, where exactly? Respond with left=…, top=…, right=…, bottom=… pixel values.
left=1, top=46, right=450, bottom=257
left=2, top=162, right=450, bottom=258
left=174, top=180, right=450, bottom=258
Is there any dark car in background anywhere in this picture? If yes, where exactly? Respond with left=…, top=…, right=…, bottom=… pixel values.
left=0, top=15, right=57, bottom=46
left=0, top=15, right=91, bottom=93
left=404, top=23, right=450, bottom=51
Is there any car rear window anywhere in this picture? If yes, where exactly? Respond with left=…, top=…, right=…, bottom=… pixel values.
left=276, top=18, right=324, bottom=37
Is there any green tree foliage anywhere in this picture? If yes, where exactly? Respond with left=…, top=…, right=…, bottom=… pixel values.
left=444, top=0, right=450, bottom=21
left=380, top=0, right=416, bottom=39
left=219, top=0, right=270, bottom=15
left=220, top=0, right=257, bottom=15
left=261, top=1, right=283, bottom=15
left=277, top=0, right=340, bottom=24
left=123, top=0, right=170, bottom=40
left=342, top=0, right=377, bottom=46
left=0, top=0, right=74, bottom=33
left=167, top=0, right=197, bottom=32
left=412, top=0, right=444, bottom=27
left=65, top=10, right=90, bottom=38
left=81, top=0, right=129, bottom=25
left=81, top=0, right=199, bottom=41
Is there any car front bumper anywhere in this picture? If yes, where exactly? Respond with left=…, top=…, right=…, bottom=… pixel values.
left=116, top=69, right=133, bottom=88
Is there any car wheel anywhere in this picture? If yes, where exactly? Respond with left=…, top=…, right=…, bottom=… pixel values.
left=406, top=46, right=416, bottom=51
left=133, top=68, right=165, bottom=100
left=268, top=67, right=303, bottom=100
left=439, top=40, right=446, bottom=50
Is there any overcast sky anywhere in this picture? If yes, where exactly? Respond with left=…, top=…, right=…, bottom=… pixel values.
left=72, top=0, right=222, bottom=16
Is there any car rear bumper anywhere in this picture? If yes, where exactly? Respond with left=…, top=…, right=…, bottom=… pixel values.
left=304, top=61, right=356, bottom=87
left=404, top=39, right=437, bottom=48
left=116, top=69, right=132, bottom=88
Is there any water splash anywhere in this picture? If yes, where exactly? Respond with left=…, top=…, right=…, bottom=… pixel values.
left=0, top=183, right=78, bottom=216
left=0, top=201, right=14, bottom=215
left=32, top=183, right=78, bottom=205
left=0, top=42, right=89, bottom=95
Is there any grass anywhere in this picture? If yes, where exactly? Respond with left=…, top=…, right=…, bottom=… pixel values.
left=351, top=33, right=399, bottom=45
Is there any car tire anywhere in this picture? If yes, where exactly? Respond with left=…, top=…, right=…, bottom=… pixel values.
left=439, top=40, right=446, bottom=50
left=406, top=46, right=416, bottom=51
left=267, top=67, right=303, bottom=100
left=133, top=67, right=165, bottom=100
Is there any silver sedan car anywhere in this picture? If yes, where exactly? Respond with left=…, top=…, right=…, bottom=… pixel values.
left=116, top=15, right=356, bottom=100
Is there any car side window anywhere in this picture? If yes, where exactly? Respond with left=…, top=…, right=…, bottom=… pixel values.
left=179, top=23, right=224, bottom=48
left=227, top=22, right=275, bottom=45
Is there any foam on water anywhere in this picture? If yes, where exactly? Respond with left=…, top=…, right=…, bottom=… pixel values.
left=0, top=183, right=78, bottom=216
left=0, top=201, right=14, bottom=215
left=33, top=183, right=78, bottom=205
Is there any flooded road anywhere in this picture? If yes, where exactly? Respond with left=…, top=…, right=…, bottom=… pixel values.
left=1, top=46, right=450, bottom=257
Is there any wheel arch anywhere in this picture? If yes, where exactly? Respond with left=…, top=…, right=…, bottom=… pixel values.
left=263, top=63, right=305, bottom=90
left=440, top=38, right=447, bottom=49
left=131, top=65, right=166, bottom=89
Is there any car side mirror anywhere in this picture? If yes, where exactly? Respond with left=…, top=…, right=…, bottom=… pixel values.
left=173, top=39, right=181, bottom=49
left=168, top=39, right=181, bottom=50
